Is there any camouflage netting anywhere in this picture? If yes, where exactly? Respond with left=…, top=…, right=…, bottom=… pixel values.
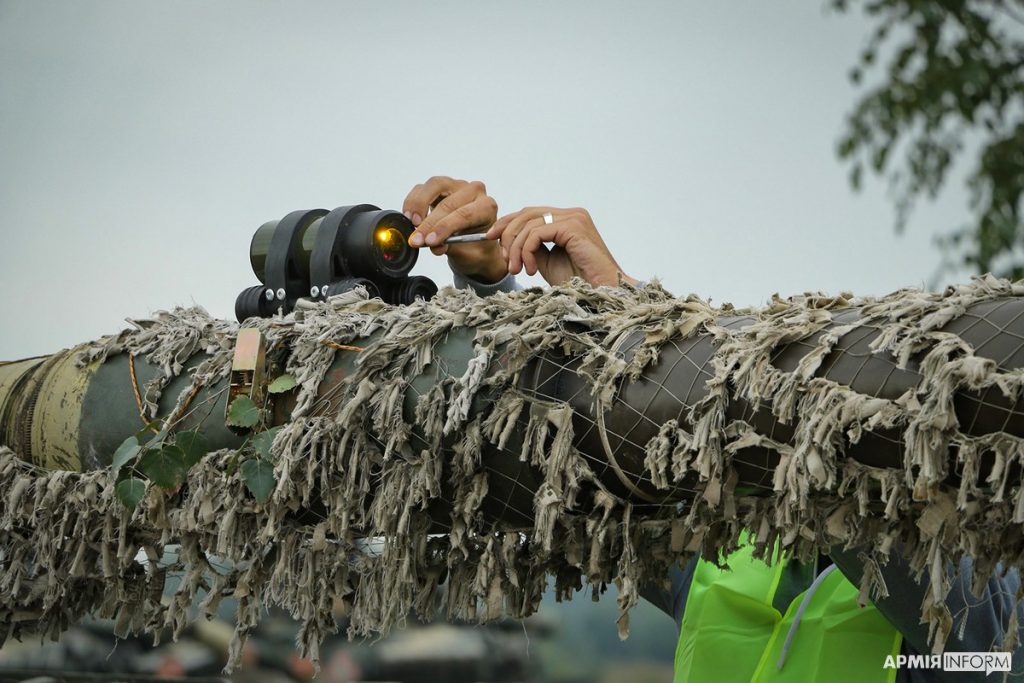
left=3, top=276, right=1024, bottom=669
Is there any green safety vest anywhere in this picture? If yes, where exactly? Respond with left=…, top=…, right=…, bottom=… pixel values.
left=674, top=542, right=902, bottom=682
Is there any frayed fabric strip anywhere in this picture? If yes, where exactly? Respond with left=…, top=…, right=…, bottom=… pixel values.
left=4, top=275, right=1024, bottom=669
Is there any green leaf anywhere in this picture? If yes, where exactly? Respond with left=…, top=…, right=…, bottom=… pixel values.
left=135, top=419, right=169, bottom=448
left=139, top=445, right=187, bottom=489
left=227, top=395, right=261, bottom=429
left=175, top=429, right=210, bottom=468
left=111, top=436, right=141, bottom=473
left=116, top=478, right=147, bottom=510
left=134, top=419, right=163, bottom=439
left=267, top=374, right=297, bottom=394
left=850, top=164, right=863, bottom=191
left=240, top=458, right=275, bottom=503
left=252, top=427, right=282, bottom=460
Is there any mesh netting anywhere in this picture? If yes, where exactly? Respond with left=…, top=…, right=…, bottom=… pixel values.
left=2, top=275, right=1024, bottom=669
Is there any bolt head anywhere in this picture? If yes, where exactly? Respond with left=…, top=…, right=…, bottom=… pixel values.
left=310, top=286, right=320, bottom=297
left=264, top=289, right=274, bottom=301
left=276, top=288, right=286, bottom=301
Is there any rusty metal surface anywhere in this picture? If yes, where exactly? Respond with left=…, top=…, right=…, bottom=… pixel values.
left=31, top=349, right=96, bottom=471
left=227, top=328, right=268, bottom=433
left=0, top=358, right=45, bottom=459
left=0, top=349, right=98, bottom=470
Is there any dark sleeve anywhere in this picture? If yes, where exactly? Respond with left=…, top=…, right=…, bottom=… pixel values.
left=640, top=555, right=698, bottom=629
left=451, top=270, right=522, bottom=295
left=829, top=547, right=1024, bottom=682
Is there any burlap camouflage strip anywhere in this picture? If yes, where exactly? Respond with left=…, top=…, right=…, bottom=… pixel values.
left=2, top=275, right=1024, bottom=670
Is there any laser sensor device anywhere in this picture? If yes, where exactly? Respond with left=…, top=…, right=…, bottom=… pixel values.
left=235, top=204, right=438, bottom=321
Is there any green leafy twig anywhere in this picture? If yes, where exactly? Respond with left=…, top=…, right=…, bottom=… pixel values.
left=112, top=388, right=282, bottom=509
left=111, top=418, right=210, bottom=510
left=228, top=393, right=280, bottom=504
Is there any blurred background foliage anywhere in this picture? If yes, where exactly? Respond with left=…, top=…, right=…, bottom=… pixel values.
left=833, top=0, right=1024, bottom=278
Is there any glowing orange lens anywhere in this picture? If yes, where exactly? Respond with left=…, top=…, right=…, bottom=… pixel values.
left=375, top=227, right=405, bottom=261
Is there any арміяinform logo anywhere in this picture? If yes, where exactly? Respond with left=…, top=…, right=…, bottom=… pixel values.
left=884, top=652, right=1012, bottom=676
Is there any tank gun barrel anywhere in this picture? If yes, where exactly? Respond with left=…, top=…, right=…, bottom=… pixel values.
left=2, top=204, right=1024, bottom=666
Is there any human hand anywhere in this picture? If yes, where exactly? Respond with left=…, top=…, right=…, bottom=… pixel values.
left=402, top=176, right=507, bottom=284
left=486, top=207, right=637, bottom=287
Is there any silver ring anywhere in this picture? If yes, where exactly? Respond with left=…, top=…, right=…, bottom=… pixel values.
left=542, top=212, right=554, bottom=225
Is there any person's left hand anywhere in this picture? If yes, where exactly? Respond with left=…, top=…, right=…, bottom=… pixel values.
left=402, top=176, right=507, bottom=284
left=487, top=206, right=637, bottom=287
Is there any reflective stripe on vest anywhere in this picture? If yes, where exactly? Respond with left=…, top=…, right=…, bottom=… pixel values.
left=674, top=542, right=902, bottom=683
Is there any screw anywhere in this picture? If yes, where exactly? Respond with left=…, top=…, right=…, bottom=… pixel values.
left=310, top=286, right=320, bottom=297
left=276, top=288, right=286, bottom=300
left=264, top=289, right=274, bottom=301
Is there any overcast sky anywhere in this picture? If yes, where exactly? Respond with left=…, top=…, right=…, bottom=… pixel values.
left=0, top=1, right=973, bottom=359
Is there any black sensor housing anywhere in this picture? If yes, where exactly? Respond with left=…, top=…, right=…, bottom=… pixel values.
left=235, top=204, right=437, bottom=321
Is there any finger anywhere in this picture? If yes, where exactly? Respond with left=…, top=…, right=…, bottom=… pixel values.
left=486, top=209, right=523, bottom=240
left=499, top=207, right=554, bottom=262
left=423, top=193, right=497, bottom=246
left=507, top=216, right=547, bottom=273
left=403, top=176, right=461, bottom=227
left=487, top=205, right=551, bottom=240
left=521, top=225, right=556, bottom=276
left=499, top=213, right=533, bottom=265
left=413, top=181, right=488, bottom=247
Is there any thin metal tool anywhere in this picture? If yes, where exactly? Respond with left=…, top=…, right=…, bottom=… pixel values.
left=443, top=233, right=494, bottom=244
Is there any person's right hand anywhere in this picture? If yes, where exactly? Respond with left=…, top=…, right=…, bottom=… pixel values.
left=402, top=176, right=507, bottom=284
